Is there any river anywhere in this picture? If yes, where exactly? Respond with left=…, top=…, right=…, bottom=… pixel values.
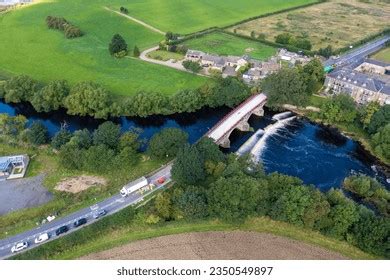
left=1, top=100, right=389, bottom=190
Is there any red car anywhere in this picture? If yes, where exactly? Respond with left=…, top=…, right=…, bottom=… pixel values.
left=157, top=177, right=166, bottom=184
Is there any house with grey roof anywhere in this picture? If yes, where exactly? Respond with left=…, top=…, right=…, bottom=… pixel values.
left=325, top=68, right=390, bottom=105
left=354, top=58, right=390, bottom=76
left=0, top=155, right=29, bottom=180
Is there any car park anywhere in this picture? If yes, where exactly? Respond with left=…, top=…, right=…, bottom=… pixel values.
left=11, top=242, right=28, bottom=253
left=93, top=209, right=107, bottom=219
left=34, top=233, right=50, bottom=244
left=55, top=225, right=69, bottom=236
left=73, top=218, right=87, bottom=228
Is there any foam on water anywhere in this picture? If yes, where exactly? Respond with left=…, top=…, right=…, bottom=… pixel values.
left=236, top=128, right=264, bottom=156
left=272, top=111, right=293, bottom=121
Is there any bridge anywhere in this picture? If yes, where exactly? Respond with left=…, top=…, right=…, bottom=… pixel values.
left=206, top=93, right=267, bottom=148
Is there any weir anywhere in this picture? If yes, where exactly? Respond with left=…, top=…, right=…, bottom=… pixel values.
left=235, top=129, right=264, bottom=156
left=249, top=116, right=296, bottom=162
left=272, top=111, right=293, bottom=121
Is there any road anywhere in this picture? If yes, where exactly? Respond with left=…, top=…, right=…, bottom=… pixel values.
left=324, top=35, right=390, bottom=69
left=0, top=164, right=172, bottom=260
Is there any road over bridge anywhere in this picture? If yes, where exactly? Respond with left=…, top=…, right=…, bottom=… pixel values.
left=206, top=93, right=267, bottom=148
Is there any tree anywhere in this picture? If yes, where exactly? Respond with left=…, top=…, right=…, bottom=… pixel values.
left=207, top=77, right=251, bottom=108
left=360, top=102, right=380, bottom=129
left=64, top=24, right=83, bottom=38
left=171, top=144, right=205, bottom=185
left=154, top=192, right=174, bottom=220
left=318, top=45, right=333, bottom=58
left=93, top=121, right=121, bottom=150
left=119, top=130, right=141, bottom=152
left=295, top=38, right=312, bottom=50
left=51, top=129, right=72, bottom=149
left=69, top=129, right=92, bottom=149
left=26, top=121, right=48, bottom=145
left=176, top=186, right=208, bottom=219
left=182, top=60, right=202, bottom=73
left=82, top=145, right=115, bottom=173
left=368, top=105, right=390, bottom=134
left=3, top=75, right=40, bottom=103
left=31, top=80, right=69, bottom=112
left=119, top=7, right=128, bottom=14
left=262, top=68, right=308, bottom=108
left=275, top=33, right=292, bottom=44
left=371, top=124, right=390, bottom=162
left=59, top=143, right=83, bottom=170
left=108, top=34, right=128, bottom=57
left=64, top=82, right=113, bottom=119
left=195, top=137, right=225, bottom=164
left=0, top=114, right=27, bottom=136
left=147, top=128, right=188, bottom=159
left=207, top=175, right=268, bottom=221
left=133, top=45, right=140, bottom=57
left=165, top=31, right=179, bottom=41
left=320, top=94, right=357, bottom=123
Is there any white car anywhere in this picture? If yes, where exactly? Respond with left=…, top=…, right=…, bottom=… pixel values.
left=34, top=233, right=50, bottom=244
left=11, top=242, right=28, bottom=253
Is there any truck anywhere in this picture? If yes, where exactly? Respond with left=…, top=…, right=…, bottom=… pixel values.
left=120, top=176, right=148, bottom=197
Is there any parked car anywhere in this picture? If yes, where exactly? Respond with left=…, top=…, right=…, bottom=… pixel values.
left=93, top=209, right=107, bottom=219
left=157, top=177, right=166, bottom=184
left=55, top=225, right=69, bottom=236
left=73, top=218, right=87, bottom=228
left=11, top=242, right=28, bottom=253
left=34, top=233, right=50, bottom=244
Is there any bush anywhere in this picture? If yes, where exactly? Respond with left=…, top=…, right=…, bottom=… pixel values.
left=182, top=60, right=202, bottom=73
left=46, top=16, right=83, bottom=38
left=119, top=7, right=128, bottom=14
left=26, top=121, right=48, bottom=146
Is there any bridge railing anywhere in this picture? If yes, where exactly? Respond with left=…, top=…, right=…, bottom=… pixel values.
left=205, top=94, right=266, bottom=140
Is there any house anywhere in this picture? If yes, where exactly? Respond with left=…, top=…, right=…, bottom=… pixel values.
left=222, top=66, right=237, bottom=78
left=0, top=0, right=32, bottom=6
left=354, top=59, right=390, bottom=76
left=0, top=155, right=29, bottom=180
left=185, top=49, right=205, bottom=61
left=278, top=48, right=310, bottom=65
left=201, top=54, right=226, bottom=71
left=243, top=58, right=280, bottom=84
left=324, top=69, right=390, bottom=105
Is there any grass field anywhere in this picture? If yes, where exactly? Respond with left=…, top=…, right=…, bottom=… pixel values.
left=0, top=0, right=206, bottom=96
left=184, top=32, right=276, bottom=60
left=372, top=47, right=390, bottom=63
left=229, top=0, right=390, bottom=50
left=111, top=0, right=319, bottom=34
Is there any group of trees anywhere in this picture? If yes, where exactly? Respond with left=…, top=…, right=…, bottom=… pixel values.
left=320, top=95, right=390, bottom=162
left=119, top=6, right=128, bottom=14
left=46, top=16, right=83, bottom=39
left=275, top=32, right=312, bottom=50
left=0, top=75, right=252, bottom=119
left=261, top=58, right=325, bottom=108
left=182, top=60, right=202, bottom=73
left=144, top=135, right=389, bottom=257
left=109, top=34, right=128, bottom=58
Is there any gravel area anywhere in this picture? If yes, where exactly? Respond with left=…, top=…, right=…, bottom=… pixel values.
left=81, top=231, right=347, bottom=260
left=0, top=175, right=53, bottom=216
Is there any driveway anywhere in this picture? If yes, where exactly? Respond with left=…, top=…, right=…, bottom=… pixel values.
left=0, top=175, right=53, bottom=216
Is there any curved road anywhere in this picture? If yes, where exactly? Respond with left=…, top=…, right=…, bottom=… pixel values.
left=0, top=164, right=172, bottom=260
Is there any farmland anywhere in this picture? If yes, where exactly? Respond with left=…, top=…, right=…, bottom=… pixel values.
left=0, top=0, right=206, bottom=97
left=229, top=0, right=390, bottom=51
left=184, top=32, right=276, bottom=60
left=372, top=47, right=390, bottom=63
left=109, top=0, right=319, bottom=35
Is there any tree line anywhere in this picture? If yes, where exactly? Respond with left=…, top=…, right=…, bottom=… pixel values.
left=46, top=16, right=83, bottom=39
left=0, top=75, right=251, bottom=119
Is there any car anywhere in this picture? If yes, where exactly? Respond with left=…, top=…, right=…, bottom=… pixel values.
left=55, top=225, right=69, bottom=236
left=93, top=209, right=107, bottom=219
left=157, top=177, right=166, bottom=184
left=34, top=233, right=50, bottom=244
left=73, top=218, right=87, bottom=228
left=11, top=242, right=28, bottom=253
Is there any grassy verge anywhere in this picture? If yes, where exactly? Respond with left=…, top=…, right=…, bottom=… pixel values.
left=13, top=215, right=376, bottom=260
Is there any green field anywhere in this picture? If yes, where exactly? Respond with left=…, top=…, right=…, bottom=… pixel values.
left=0, top=0, right=206, bottom=96
left=372, top=47, right=390, bottom=63
left=185, top=32, right=276, bottom=60
left=112, top=0, right=319, bottom=34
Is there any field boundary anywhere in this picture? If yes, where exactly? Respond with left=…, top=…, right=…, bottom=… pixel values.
left=103, top=6, right=165, bottom=35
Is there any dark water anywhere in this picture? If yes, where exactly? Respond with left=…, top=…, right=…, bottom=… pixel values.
left=1, top=100, right=388, bottom=190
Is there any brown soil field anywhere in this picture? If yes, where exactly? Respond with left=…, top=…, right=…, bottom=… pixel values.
left=55, top=175, right=106, bottom=193
left=229, top=0, right=390, bottom=50
left=81, top=231, right=347, bottom=260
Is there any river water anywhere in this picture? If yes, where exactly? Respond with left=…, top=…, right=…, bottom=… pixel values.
left=1, top=100, right=388, bottom=190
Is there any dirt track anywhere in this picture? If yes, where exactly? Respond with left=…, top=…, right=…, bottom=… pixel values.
left=81, top=231, right=347, bottom=260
